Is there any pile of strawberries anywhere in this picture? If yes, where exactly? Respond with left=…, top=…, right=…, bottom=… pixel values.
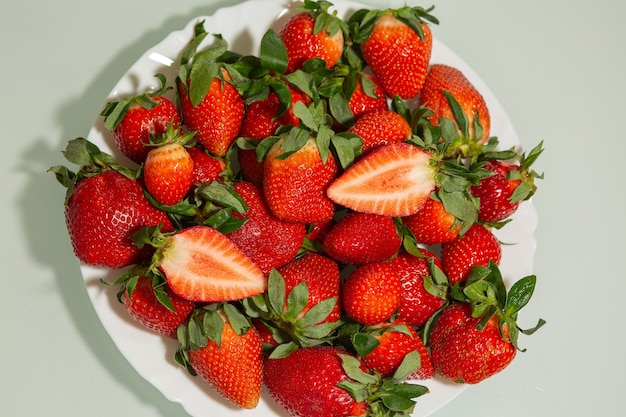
left=50, top=1, right=546, bottom=416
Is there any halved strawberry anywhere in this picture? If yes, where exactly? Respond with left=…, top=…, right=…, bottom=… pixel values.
left=148, top=225, right=266, bottom=302
left=327, top=142, right=435, bottom=217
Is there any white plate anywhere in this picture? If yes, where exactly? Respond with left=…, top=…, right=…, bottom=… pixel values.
left=83, top=1, right=537, bottom=416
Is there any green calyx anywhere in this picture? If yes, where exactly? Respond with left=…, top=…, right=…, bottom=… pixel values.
left=299, top=0, right=349, bottom=38
left=450, top=261, right=546, bottom=351
left=348, top=5, right=439, bottom=44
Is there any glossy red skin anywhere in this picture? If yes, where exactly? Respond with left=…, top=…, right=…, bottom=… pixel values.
left=178, top=69, right=244, bottom=157
left=122, top=275, right=195, bottom=338
left=143, top=143, right=194, bottom=206
left=228, top=182, right=306, bottom=274
left=429, top=302, right=516, bottom=384
left=347, top=72, right=389, bottom=119
left=342, top=262, right=401, bottom=326
left=65, top=170, right=173, bottom=268
left=348, top=109, right=411, bottom=156
left=112, top=96, right=180, bottom=165
left=322, top=212, right=402, bottom=264
left=471, top=160, right=522, bottom=223
left=279, top=252, right=342, bottom=323
left=263, top=347, right=368, bottom=417
left=362, top=321, right=434, bottom=380
left=361, top=16, right=432, bottom=99
left=388, top=250, right=446, bottom=327
left=279, top=13, right=344, bottom=74
left=188, top=319, right=263, bottom=409
left=440, top=223, right=502, bottom=285
left=418, top=64, right=491, bottom=142
left=187, top=146, right=226, bottom=185
left=403, top=196, right=461, bottom=245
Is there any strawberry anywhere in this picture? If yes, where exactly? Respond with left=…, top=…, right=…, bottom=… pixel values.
left=120, top=274, right=195, bottom=338
left=388, top=249, right=448, bottom=327
left=187, top=146, right=226, bottom=185
left=471, top=142, right=544, bottom=223
left=263, top=136, right=338, bottom=224
left=322, top=212, right=401, bottom=264
left=347, top=72, right=389, bottom=119
left=177, top=305, right=263, bottom=408
left=418, top=63, right=491, bottom=143
left=347, top=109, right=411, bottom=156
left=143, top=225, right=266, bottom=302
left=278, top=1, right=346, bottom=73
left=402, top=195, right=461, bottom=245
left=327, top=142, right=436, bottom=217
left=142, top=125, right=195, bottom=206
left=350, top=7, right=438, bottom=99
left=228, top=181, right=306, bottom=274
left=358, top=321, right=434, bottom=380
left=440, top=223, right=502, bottom=285
left=100, top=74, right=180, bottom=165
left=50, top=138, right=173, bottom=268
left=342, top=262, right=401, bottom=326
left=429, top=262, right=545, bottom=384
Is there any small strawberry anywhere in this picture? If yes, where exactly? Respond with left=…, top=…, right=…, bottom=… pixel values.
left=278, top=1, right=346, bottom=73
left=402, top=194, right=461, bottom=245
left=440, top=223, right=502, bottom=285
left=322, top=212, right=401, bottom=264
left=388, top=249, right=448, bottom=327
left=228, top=181, right=306, bottom=274
left=327, top=142, right=436, bottom=217
left=471, top=142, right=544, bottom=223
left=100, top=74, right=180, bottom=165
left=142, top=125, right=195, bottom=206
left=187, top=146, right=227, bottom=185
left=347, top=72, right=389, bottom=119
left=356, top=321, right=434, bottom=380
left=139, top=225, right=266, bottom=302
left=418, top=63, right=491, bottom=143
left=350, top=6, right=438, bottom=99
left=119, top=274, right=195, bottom=338
left=342, top=262, right=401, bottom=326
left=429, top=262, right=545, bottom=384
left=177, top=305, right=263, bottom=408
left=348, top=109, right=411, bottom=156
left=49, top=138, right=173, bottom=268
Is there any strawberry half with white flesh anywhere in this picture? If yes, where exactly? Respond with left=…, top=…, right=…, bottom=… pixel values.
left=327, top=142, right=436, bottom=217
left=142, top=225, right=266, bottom=302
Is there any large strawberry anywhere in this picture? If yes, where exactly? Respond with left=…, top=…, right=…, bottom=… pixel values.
left=278, top=0, right=346, bottom=73
left=177, top=305, right=263, bottom=408
left=327, top=142, right=436, bottom=217
left=49, top=138, right=173, bottom=268
left=228, top=181, right=306, bottom=274
left=100, top=74, right=180, bottom=165
left=429, top=262, right=545, bottom=384
left=350, top=6, right=438, bottom=99
left=177, top=25, right=245, bottom=157
left=322, top=211, right=401, bottom=264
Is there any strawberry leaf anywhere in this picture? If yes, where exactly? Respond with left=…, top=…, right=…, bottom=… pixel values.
left=504, top=275, right=537, bottom=318
left=260, top=28, right=288, bottom=74
left=351, top=332, right=380, bottom=357
left=285, top=281, right=309, bottom=321
left=267, top=269, right=287, bottom=317
left=392, top=350, right=421, bottom=381
left=222, top=302, right=251, bottom=336
left=298, top=297, right=338, bottom=327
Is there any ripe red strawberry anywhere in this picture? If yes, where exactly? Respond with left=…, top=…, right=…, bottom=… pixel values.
left=178, top=306, right=263, bottom=408
left=348, top=109, right=411, bottom=156
left=120, top=275, right=195, bottom=338
left=327, top=142, right=435, bottom=217
left=352, top=7, right=437, bottom=99
left=228, top=181, right=306, bottom=274
left=360, top=321, right=434, bottom=380
left=322, top=212, right=401, bottom=264
left=101, top=75, right=180, bottom=165
left=178, top=67, right=244, bottom=157
left=418, top=63, right=491, bottom=143
left=440, top=223, right=502, bottom=285
left=149, top=225, right=266, bottom=302
left=143, top=130, right=195, bottom=206
left=342, top=262, right=401, bottom=325
left=187, top=146, right=226, bottom=185
left=347, top=72, right=388, bottom=119
left=263, top=347, right=369, bottom=417
left=263, top=136, right=338, bottom=223
left=402, top=195, right=461, bottom=245
left=388, top=250, right=447, bottom=327
left=278, top=2, right=345, bottom=73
